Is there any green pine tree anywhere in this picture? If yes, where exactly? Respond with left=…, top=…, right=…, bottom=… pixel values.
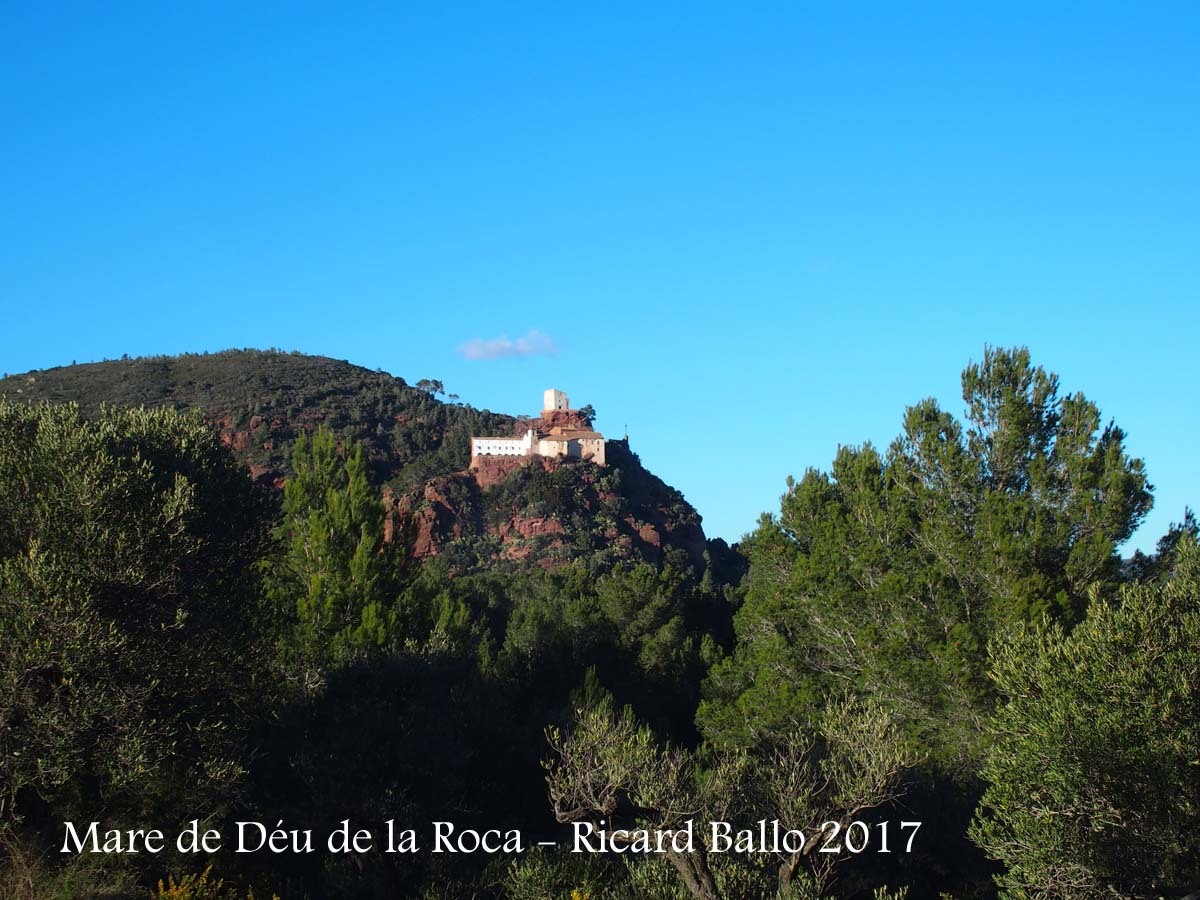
left=266, top=427, right=406, bottom=682
left=699, top=347, right=1153, bottom=770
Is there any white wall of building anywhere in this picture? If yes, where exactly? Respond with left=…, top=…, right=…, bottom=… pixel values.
left=472, top=430, right=535, bottom=458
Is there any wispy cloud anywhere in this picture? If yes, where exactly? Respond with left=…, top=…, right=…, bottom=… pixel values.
left=458, top=329, right=558, bottom=361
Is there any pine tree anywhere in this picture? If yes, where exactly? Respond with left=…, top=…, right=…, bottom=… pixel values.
left=699, top=348, right=1153, bottom=770
left=267, top=427, right=404, bottom=683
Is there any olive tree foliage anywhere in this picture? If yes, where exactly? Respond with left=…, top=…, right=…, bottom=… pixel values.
left=970, top=537, right=1200, bottom=900
left=0, top=401, right=268, bottom=831
left=544, top=697, right=917, bottom=900
left=699, top=348, right=1152, bottom=768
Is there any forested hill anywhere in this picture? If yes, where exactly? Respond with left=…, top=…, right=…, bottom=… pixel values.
left=0, top=349, right=722, bottom=574
left=0, top=350, right=516, bottom=486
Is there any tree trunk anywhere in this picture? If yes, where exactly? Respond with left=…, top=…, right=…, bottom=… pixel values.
left=778, top=849, right=803, bottom=892
left=665, top=848, right=723, bottom=900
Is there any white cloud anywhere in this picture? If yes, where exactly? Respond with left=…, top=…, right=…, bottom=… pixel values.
left=458, top=329, right=558, bottom=361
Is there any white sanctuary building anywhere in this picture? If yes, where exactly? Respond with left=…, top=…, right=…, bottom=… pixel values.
left=470, top=389, right=606, bottom=466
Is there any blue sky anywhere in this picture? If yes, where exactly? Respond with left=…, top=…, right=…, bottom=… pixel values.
left=2, top=3, right=1197, bottom=551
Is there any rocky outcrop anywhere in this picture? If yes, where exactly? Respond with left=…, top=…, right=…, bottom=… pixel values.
left=393, top=478, right=475, bottom=558
left=390, top=439, right=708, bottom=574
left=536, top=409, right=591, bottom=432
left=471, top=455, right=531, bottom=488
left=500, top=515, right=567, bottom=539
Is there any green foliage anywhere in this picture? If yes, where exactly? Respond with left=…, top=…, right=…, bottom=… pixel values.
left=595, top=564, right=697, bottom=683
left=0, top=350, right=515, bottom=490
left=0, top=401, right=267, bottom=833
left=0, top=374, right=721, bottom=900
left=700, top=347, right=1152, bottom=769
left=0, top=830, right=135, bottom=900
left=0, top=401, right=268, bottom=900
left=971, top=537, right=1200, bottom=899
left=505, top=848, right=612, bottom=900
left=2, top=347, right=1184, bottom=900
left=265, top=427, right=407, bottom=678
left=151, top=866, right=277, bottom=900
left=486, top=563, right=712, bottom=736
left=545, top=696, right=918, bottom=900
left=1126, top=507, right=1198, bottom=583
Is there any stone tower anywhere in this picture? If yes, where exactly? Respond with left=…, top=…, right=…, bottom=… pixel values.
left=543, top=388, right=569, bottom=412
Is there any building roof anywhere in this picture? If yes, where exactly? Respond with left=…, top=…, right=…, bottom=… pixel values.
left=540, top=431, right=604, bottom=442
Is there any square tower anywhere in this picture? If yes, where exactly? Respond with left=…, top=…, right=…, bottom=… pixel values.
left=543, top=388, right=569, bottom=412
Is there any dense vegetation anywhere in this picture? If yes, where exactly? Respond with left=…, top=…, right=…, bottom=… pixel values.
left=0, top=349, right=516, bottom=487
left=0, top=347, right=1195, bottom=899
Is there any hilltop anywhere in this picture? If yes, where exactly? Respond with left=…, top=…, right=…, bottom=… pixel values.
left=0, top=350, right=730, bottom=575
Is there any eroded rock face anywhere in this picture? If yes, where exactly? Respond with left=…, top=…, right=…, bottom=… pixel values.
left=503, top=516, right=567, bottom=539
left=638, top=523, right=662, bottom=549
left=506, top=409, right=592, bottom=436
left=471, top=455, right=530, bottom=488
left=497, top=514, right=567, bottom=564
left=391, top=440, right=709, bottom=574
left=216, top=411, right=290, bottom=458
left=399, top=481, right=467, bottom=558
left=537, top=409, right=591, bottom=432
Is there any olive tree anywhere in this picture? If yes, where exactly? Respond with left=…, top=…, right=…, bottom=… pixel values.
left=971, top=538, right=1200, bottom=899
left=0, top=401, right=268, bottom=835
left=545, top=697, right=917, bottom=900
